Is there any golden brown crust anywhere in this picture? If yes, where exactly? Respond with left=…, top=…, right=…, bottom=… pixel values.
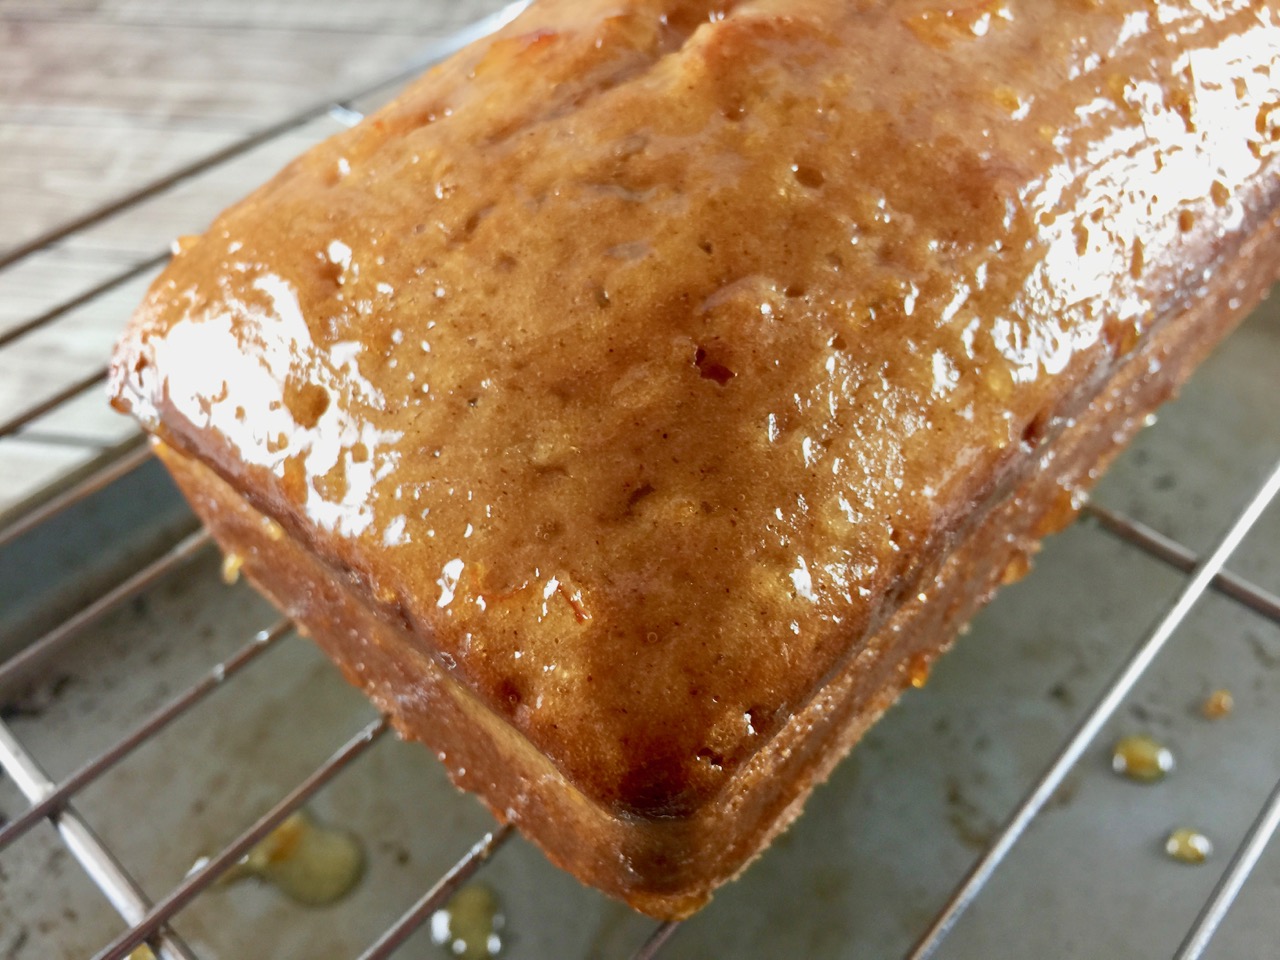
left=153, top=200, right=1280, bottom=917
left=112, top=0, right=1280, bottom=916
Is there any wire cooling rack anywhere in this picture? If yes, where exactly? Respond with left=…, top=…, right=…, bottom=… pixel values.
left=1, top=4, right=1279, bottom=958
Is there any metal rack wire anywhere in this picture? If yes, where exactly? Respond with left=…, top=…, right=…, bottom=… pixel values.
left=1, top=4, right=1278, bottom=958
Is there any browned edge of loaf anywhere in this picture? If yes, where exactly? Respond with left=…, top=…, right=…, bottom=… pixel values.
left=153, top=199, right=1280, bottom=919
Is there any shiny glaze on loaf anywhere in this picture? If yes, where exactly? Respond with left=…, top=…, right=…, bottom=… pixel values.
left=111, top=0, right=1280, bottom=817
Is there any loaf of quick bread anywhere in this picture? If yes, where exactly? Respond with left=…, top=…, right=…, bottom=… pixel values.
left=110, top=0, right=1280, bottom=919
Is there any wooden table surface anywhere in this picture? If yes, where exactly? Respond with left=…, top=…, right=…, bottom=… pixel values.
left=0, top=0, right=508, bottom=516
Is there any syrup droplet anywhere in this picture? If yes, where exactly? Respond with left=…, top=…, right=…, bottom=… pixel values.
left=1201, top=688, right=1233, bottom=720
left=1165, top=828, right=1213, bottom=864
left=1000, top=551, right=1032, bottom=585
left=215, top=809, right=364, bottom=905
left=907, top=652, right=932, bottom=689
left=1111, top=734, right=1175, bottom=783
left=431, top=883, right=505, bottom=959
left=1036, top=485, right=1085, bottom=536
left=221, top=552, right=244, bottom=585
left=169, top=235, right=201, bottom=257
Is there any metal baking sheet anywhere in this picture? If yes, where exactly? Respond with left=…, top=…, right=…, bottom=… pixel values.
left=0, top=294, right=1276, bottom=958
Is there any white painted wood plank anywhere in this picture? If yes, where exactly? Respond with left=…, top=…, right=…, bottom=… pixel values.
left=0, top=272, right=151, bottom=417
left=21, top=388, right=139, bottom=446
left=0, top=247, right=158, bottom=334
left=61, top=117, right=346, bottom=259
left=0, top=0, right=508, bottom=32
left=0, top=20, right=449, bottom=127
left=0, top=436, right=103, bottom=515
left=0, top=17, right=483, bottom=252
left=0, top=125, right=234, bottom=247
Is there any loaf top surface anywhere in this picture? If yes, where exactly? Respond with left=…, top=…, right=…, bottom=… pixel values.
left=111, top=0, right=1279, bottom=816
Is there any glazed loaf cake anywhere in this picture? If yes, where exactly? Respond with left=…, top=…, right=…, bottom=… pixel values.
left=111, top=0, right=1280, bottom=919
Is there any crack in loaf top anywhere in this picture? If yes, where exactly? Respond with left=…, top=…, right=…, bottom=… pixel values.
left=111, top=0, right=1280, bottom=816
